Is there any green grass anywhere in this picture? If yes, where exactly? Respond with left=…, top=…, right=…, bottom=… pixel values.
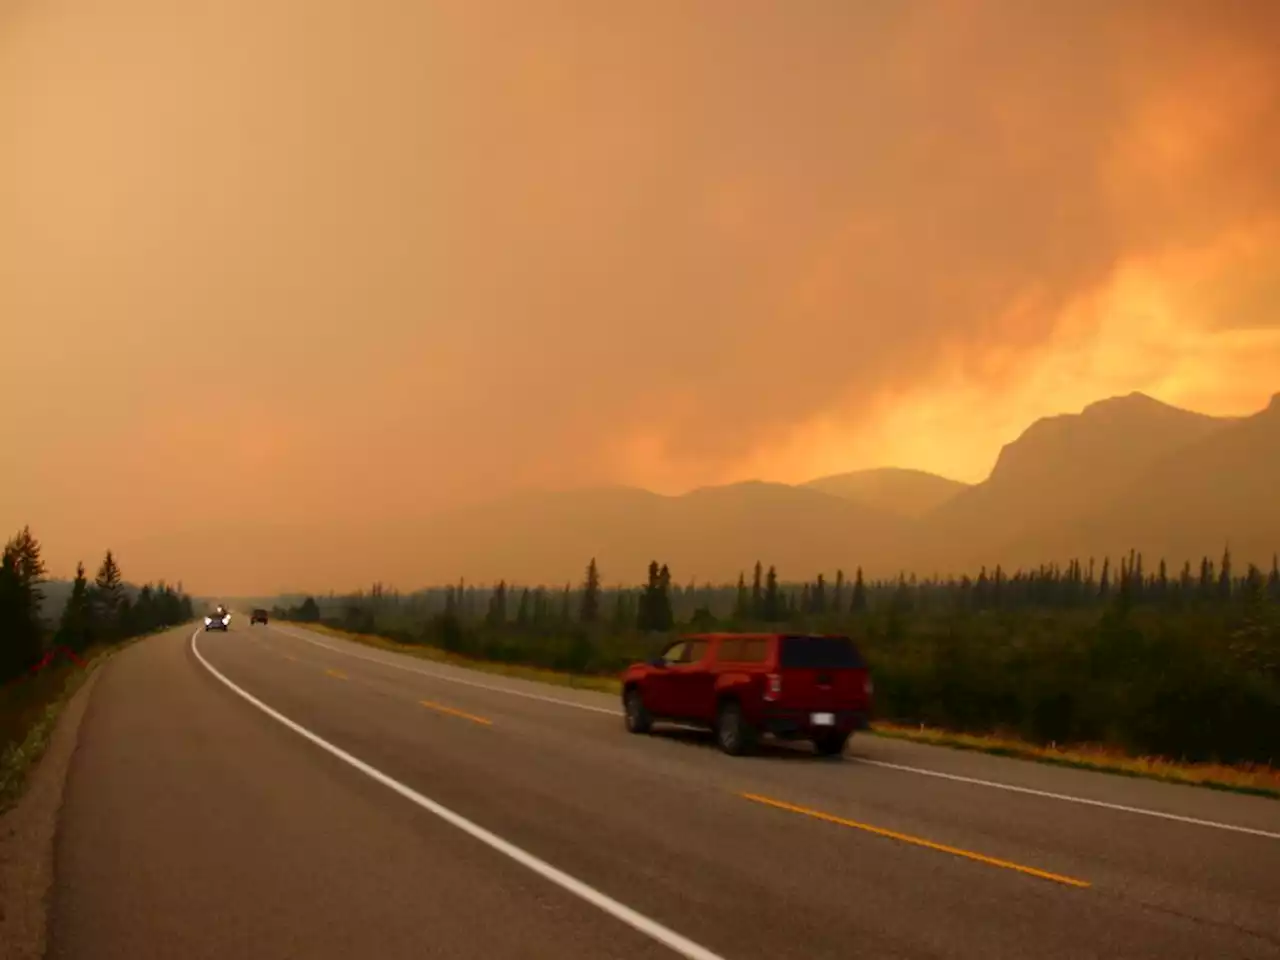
left=0, top=658, right=96, bottom=813
left=301, top=620, right=1279, bottom=798
left=870, top=721, right=1280, bottom=799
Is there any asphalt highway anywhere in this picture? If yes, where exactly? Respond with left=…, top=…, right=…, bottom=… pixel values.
left=47, top=620, right=1280, bottom=959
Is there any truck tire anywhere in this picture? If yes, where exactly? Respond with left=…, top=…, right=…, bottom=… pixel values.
left=715, top=700, right=756, bottom=756
left=623, top=688, right=652, bottom=734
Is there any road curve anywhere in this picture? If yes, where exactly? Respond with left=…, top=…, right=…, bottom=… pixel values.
left=47, top=621, right=1280, bottom=959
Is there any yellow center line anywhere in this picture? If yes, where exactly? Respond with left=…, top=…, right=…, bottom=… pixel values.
left=326, top=669, right=348, bottom=680
left=740, top=792, right=1091, bottom=889
left=420, top=700, right=492, bottom=727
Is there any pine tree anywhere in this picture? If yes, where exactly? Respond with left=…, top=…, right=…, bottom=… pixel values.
left=1099, top=557, right=1111, bottom=598
left=298, top=596, right=320, bottom=622
left=93, top=550, right=126, bottom=639
left=0, top=531, right=47, bottom=681
left=655, top=564, right=674, bottom=631
left=8, top=526, right=46, bottom=613
left=560, top=584, right=572, bottom=623
left=1218, top=546, right=1233, bottom=601
left=1242, top=563, right=1265, bottom=603
left=611, top=589, right=629, bottom=628
left=733, top=573, right=749, bottom=620
left=580, top=559, right=601, bottom=624
left=56, top=561, right=95, bottom=652
left=751, top=561, right=764, bottom=619
left=1198, top=556, right=1214, bottom=600
left=1269, top=555, right=1280, bottom=602
left=516, top=587, right=531, bottom=626
left=763, top=565, right=780, bottom=621
left=834, top=569, right=845, bottom=612
left=812, top=574, right=827, bottom=614
left=486, top=581, right=508, bottom=627
left=850, top=567, right=867, bottom=613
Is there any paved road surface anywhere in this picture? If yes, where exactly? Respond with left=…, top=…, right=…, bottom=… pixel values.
left=48, top=621, right=1280, bottom=959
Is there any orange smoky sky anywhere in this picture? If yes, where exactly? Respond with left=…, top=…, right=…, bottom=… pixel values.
left=2, top=0, right=1279, bottom=585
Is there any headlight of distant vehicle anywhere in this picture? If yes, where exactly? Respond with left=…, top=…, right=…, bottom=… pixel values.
left=222, top=615, right=230, bottom=625
left=204, top=616, right=212, bottom=625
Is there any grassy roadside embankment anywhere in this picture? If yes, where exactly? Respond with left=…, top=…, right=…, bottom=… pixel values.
left=0, top=628, right=186, bottom=814
left=293, top=621, right=1280, bottom=799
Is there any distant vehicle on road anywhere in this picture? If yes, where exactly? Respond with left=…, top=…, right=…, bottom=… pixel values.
left=204, top=606, right=231, bottom=631
left=621, top=633, right=872, bottom=757
left=250, top=608, right=269, bottom=625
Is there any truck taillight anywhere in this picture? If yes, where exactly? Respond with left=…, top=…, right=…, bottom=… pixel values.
left=764, top=673, right=782, bottom=701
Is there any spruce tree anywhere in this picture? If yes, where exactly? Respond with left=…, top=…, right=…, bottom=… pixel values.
left=850, top=567, right=867, bottom=613
left=580, top=559, right=601, bottom=624
left=733, top=573, right=749, bottom=620
left=751, top=561, right=764, bottom=618
left=57, top=561, right=94, bottom=652
left=0, top=531, right=46, bottom=681
left=94, top=550, right=127, bottom=639
left=763, top=565, right=780, bottom=621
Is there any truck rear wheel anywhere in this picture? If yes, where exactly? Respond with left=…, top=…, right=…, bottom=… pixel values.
left=716, top=700, right=756, bottom=756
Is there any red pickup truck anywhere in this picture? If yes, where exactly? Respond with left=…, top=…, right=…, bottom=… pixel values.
left=621, top=633, right=872, bottom=756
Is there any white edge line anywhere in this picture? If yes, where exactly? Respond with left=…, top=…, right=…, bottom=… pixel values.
left=265, top=624, right=1280, bottom=842
left=190, top=629, right=728, bottom=960
left=854, top=758, right=1280, bottom=840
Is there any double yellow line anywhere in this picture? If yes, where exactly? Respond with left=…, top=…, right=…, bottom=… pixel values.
left=741, top=793, right=1090, bottom=889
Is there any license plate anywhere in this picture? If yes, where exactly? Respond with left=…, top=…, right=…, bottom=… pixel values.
left=810, top=712, right=835, bottom=726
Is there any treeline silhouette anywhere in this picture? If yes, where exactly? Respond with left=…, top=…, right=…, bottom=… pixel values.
left=0, top=525, right=195, bottom=686
left=276, top=549, right=1280, bottom=766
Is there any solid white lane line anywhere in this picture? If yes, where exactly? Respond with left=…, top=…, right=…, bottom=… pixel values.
left=265, top=625, right=1279, bottom=841
left=854, top=759, right=1280, bottom=840
left=190, top=631, right=728, bottom=960
left=269, top=624, right=620, bottom=715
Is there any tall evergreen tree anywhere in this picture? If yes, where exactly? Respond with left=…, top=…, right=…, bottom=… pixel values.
left=733, top=573, right=749, bottom=620
left=0, top=530, right=47, bottom=681
left=611, top=588, right=629, bottom=628
left=580, top=559, right=601, bottom=624
left=1218, top=547, right=1233, bottom=601
left=833, top=569, right=845, bottom=612
left=486, top=581, right=508, bottom=626
left=56, top=561, right=95, bottom=652
left=812, top=574, right=827, bottom=614
left=93, top=549, right=125, bottom=639
left=763, top=565, right=780, bottom=621
left=751, top=561, right=764, bottom=618
left=850, top=567, right=867, bottom=613
left=516, top=587, right=531, bottom=626
left=1269, top=555, right=1280, bottom=602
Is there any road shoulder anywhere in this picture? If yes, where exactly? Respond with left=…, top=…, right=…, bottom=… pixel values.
left=0, top=663, right=103, bottom=960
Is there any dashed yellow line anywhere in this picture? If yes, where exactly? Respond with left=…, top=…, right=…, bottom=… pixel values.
left=420, top=700, right=492, bottom=727
left=326, top=668, right=348, bottom=680
left=740, top=792, right=1091, bottom=889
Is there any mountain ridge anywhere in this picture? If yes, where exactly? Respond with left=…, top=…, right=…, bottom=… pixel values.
left=112, top=391, right=1279, bottom=592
